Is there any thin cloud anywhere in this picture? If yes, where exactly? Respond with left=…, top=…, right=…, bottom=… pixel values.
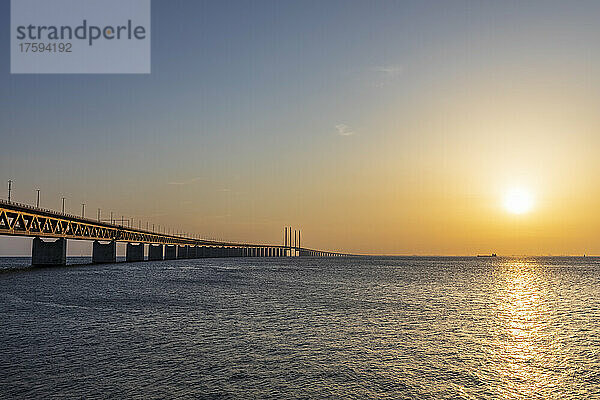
left=371, top=65, right=402, bottom=87
left=335, top=124, right=355, bottom=137
left=167, top=176, right=203, bottom=185
left=372, top=65, right=402, bottom=76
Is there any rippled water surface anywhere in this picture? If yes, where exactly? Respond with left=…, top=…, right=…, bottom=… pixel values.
left=1, top=256, right=600, bottom=399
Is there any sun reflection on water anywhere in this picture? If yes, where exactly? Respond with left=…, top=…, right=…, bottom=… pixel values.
left=492, top=259, right=565, bottom=399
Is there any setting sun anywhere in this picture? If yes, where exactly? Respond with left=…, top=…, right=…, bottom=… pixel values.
left=504, top=188, right=534, bottom=214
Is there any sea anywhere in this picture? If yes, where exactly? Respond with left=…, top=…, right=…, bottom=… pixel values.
left=1, top=256, right=599, bottom=399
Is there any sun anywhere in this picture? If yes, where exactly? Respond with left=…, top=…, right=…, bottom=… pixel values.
left=504, top=188, right=534, bottom=214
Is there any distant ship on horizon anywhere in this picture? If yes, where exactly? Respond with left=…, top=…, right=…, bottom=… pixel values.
left=477, top=253, right=497, bottom=258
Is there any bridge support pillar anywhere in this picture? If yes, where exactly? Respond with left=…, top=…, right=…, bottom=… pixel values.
left=210, top=247, right=218, bottom=257
left=165, top=245, right=176, bottom=260
left=148, top=244, right=163, bottom=261
left=126, top=243, right=144, bottom=262
left=177, top=245, right=188, bottom=259
left=92, top=240, right=116, bottom=264
left=188, top=246, right=197, bottom=259
left=198, top=246, right=206, bottom=258
left=32, top=237, right=67, bottom=266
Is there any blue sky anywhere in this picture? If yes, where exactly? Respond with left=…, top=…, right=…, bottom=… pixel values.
left=2, top=1, right=600, bottom=255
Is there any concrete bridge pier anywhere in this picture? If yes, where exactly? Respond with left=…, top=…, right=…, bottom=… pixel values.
left=126, top=243, right=144, bottom=262
left=148, top=244, right=164, bottom=261
left=32, top=237, right=67, bottom=266
left=165, top=245, right=176, bottom=260
left=188, top=246, right=197, bottom=259
left=92, top=240, right=116, bottom=263
left=177, top=245, right=188, bottom=259
left=299, top=249, right=308, bottom=257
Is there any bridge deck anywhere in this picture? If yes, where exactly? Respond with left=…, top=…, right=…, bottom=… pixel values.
left=0, top=200, right=349, bottom=256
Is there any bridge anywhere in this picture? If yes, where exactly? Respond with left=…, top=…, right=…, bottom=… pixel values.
left=0, top=199, right=350, bottom=266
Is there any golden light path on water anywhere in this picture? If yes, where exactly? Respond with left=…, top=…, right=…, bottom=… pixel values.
left=489, top=259, right=583, bottom=399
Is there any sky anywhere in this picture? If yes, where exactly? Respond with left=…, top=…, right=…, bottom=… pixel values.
left=1, top=0, right=600, bottom=256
